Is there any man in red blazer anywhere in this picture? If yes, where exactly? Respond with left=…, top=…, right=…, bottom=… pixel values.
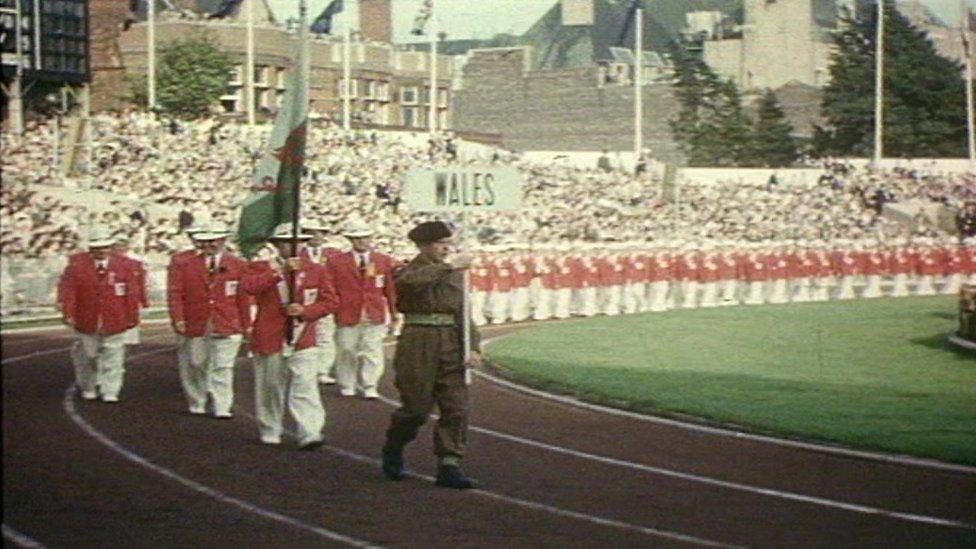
left=327, top=222, right=399, bottom=399
left=302, top=221, right=344, bottom=386
left=167, top=223, right=252, bottom=418
left=242, top=223, right=339, bottom=448
left=167, top=224, right=207, bottom=407
left=58, top=226, right=142, bottom=402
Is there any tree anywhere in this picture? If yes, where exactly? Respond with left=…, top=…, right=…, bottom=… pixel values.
left=669, top=44, right=755, bottom=167
left=751, top=89, right=799, bottom=167
left=814, top=2, right=967, bottom=158
left=127, top=33, right=234, bottom=119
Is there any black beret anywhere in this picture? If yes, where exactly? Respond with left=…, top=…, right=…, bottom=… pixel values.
left=408, top=221, right=454, bottom=245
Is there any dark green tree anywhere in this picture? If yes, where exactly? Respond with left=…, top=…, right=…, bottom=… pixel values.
left=127, top=33, right=234, bottom=119
left=814, top=2, right=967, bottom=158
left=669, top=44, right=756, bottom=166
left=751, top=89, right=799, bottom=167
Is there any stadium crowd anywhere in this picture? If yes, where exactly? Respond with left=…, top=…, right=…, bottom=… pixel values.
left=2, top=113, right=975, bottom=314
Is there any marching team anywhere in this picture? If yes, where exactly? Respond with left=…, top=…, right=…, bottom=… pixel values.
left=467, top=238, right=976, bottom=325
left=56, top=224, right=974, bottom=487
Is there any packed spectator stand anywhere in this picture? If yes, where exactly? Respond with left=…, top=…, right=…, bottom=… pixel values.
left=2, top=112, right=975, bottom=316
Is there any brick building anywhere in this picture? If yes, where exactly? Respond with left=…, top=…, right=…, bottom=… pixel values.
left=94, top=0, right=453, bottom=129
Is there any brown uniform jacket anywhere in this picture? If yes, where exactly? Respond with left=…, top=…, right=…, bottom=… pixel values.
left=395, top=253, right=481, bottom=352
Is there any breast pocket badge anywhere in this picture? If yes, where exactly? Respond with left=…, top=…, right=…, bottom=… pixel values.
left=225, top=280, right=238, bottom=296
left=303, top=288, right=318, bottom=305
left=114, top=283, right=128, bottom=296
left=374, top=275, right=385, bottom=288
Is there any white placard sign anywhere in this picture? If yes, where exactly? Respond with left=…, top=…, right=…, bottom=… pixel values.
left=403, top=167, right=522, bottom=212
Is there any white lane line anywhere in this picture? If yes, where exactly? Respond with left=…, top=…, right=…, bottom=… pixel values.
left=373, top=391, right=976, bottom=533
left=61, top=348, right=381, bottom=549
left=477, top=331, right=976, bottom=475
left=2, top=524, right=46, bottom=548
left=232, top=410, right=740, bottom=549
left=1, top=333, right=172, bottom=366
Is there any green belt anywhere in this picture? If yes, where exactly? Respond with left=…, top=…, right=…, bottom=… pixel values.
left=402, top=313, right=455, bottom=326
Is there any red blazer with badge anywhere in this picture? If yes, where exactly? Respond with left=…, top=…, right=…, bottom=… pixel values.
left=58, top=252, right=141, bottom=335
left=242, top=261, right=339, bottom=355
left=168, top=253, right=252, bottom=338
left=120, top=254, right=150, bottom=328
left=327, top=251, right=398, bottom=327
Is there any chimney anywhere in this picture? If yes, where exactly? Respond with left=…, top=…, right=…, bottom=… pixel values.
left=360, top=0, right=392, bottom=43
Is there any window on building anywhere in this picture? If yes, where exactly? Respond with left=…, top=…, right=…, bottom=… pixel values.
left=338, top=78, right=358, bottom=98
left=229, top=65, right=243, bottom=85
left=377, top=82, right=390, bottom=101
left=277, top=68, right=287, bottom=89
left=255, top=65, right=269, bottom=85
left=403, top=106, right=419, bottom=127
left=401, top=86, right=418, bottom=105
left=438, top=89, right=447, bottom=108
left=363, top=80, right=375, bottom=99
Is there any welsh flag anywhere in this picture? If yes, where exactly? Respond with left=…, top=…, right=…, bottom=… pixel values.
left=236, top=9, right=311, bottom=258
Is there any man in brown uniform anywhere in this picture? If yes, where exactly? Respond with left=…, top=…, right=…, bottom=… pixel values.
left=381, top=220, right=484, bottom=489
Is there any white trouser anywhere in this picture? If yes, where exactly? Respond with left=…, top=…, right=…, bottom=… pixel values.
left=488, top=290, right=509, bottom=324
left=184, top=334, right=243, bottom=415
left=532, top=288, right=553, bottom=320
left=601, top=285, right=621, bottom=315
left=744, top=281, right=765, bottom=305
left=624, top=282, right=645, bottom=314
left=768, top=279, right=789, bottom=304
left=72, top=331, right=127, bottom=399
left=862, top=275, right=883, bottom=298
left=649, top=281, right=669, bottom=311
left=890, top=273, right=909, bottom=297
left=720, top=279, right=738, bottom=305
left=315, top=315, right=337, bottom=380
left=836, top=276, right=856, bottom=300
left=510, top=287, right=531, bottom=322
left=471, top=290, right=488, bottom=326
left=942, top=273, right=963, bottom=295
left=915, top=275, right=936, bottom=296
left=699, top=282, right=718, bottom=308
left=252, top=348, right=324, bottom=445
left=335, top=322, right=388, bottom=394
left=553, top=288, right=572, bottom=319
left=790, top=278, right=810, bottom=302
left=574, top=287, right=597, bottom=316
left=811, top=278, right=832, bottom=301
left=123, top=326, right=140, bottom=345
left=680, top=280, right=698, bottom=309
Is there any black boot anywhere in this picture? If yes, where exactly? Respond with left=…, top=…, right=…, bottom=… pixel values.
left=435, top=465, right=478, bottom=490
left=381, top=445, right=405, bottom=481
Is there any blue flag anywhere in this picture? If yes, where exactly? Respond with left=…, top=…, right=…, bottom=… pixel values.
left=310, top=0, right=344, bottom=34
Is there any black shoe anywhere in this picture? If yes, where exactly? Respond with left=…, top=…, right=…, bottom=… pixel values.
left=435, top=465, right=477, bottom=490
left=381, top=447, right=405, bottom=481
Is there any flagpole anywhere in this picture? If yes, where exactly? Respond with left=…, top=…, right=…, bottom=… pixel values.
left=429, top=0, right=438, bottom=135
left=873, top=0, right=884, bottom=167
left=634, top=3, right=643, bottom=170
left=246, top=0, right=255, bottom=126
left=343, top=21, right=352, bottom=131
left=294, top=0, right=309, bottom=247
left=148, top=0, right=156, bottom=110
left=963, top=0, right=975, bottom=166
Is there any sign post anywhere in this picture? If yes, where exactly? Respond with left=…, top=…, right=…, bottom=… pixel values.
left=403, top=166, right=523, bottom=382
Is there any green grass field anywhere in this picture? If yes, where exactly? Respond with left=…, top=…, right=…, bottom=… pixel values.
left=485, top=296, right=976, bottom=466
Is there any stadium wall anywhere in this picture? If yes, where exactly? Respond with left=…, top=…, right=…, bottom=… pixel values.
left=451, top=47, right=684, bottom=162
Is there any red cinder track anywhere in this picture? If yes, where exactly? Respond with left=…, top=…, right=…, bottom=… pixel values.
left=3, top=324, right=975, bottom=548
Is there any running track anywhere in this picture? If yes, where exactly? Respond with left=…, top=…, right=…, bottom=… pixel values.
left=3, top=323, right=975, bottom=548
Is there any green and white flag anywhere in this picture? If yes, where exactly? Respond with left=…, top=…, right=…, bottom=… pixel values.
left=237, top=3, right=311, bottom=258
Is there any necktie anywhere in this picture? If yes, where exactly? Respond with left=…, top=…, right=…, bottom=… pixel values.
left=208, top=256, right=217, bottom=275
left=358, top=254, right=366, bottom=277
left=96, top=261, right=107, bottom=277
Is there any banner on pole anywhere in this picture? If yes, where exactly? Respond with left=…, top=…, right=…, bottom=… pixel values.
left=403, top=167, right=522, bottom=212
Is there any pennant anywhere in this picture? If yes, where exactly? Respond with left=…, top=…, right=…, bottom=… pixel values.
left=411, top=0, right=434, bottom=36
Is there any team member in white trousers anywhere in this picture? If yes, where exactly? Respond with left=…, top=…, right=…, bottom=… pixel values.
left=243, top=223, right=339, bottom=448
left=328, top=222, right=399, bottom=399
left=167, top=223, right=251, bottom=418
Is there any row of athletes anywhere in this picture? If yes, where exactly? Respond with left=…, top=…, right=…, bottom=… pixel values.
left=58, top=220, right=482, bottom=489
left=465, top=238, right=976, bottom=323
